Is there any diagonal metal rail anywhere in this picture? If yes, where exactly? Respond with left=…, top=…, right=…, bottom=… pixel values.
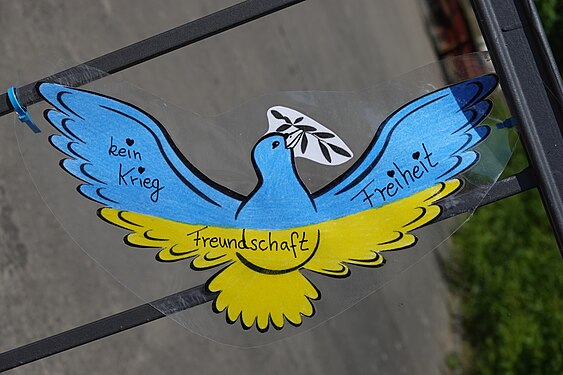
left=0, top=0, right=306, bottom=116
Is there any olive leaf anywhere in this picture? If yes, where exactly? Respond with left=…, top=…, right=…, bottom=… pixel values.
left=271, top=109, right=291, bottom=124
left=319, top=142, right=332, bottom=163
left=314, top=132, right=335, bottom=139
left=328, top=143, right=352, bottom=157
left=276, top=124, right=292, bottom=132
left=270, top=110, right=285, bottom=120
left=301, top=133, right=308, bottom=154
left=295, top=125, right=317, bottom=132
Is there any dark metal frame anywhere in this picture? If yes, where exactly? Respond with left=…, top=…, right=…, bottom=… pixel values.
left=0, top=0, right=560, bottom=371
left=0, top=0, right=306, bottom=116
left=470, top=0, right=563, bottom=250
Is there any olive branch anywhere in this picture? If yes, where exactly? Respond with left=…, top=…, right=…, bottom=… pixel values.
left=270, top=109, right=351, bottom=163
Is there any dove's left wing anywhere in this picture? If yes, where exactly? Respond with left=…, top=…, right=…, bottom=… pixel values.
left=39, top=83, right=243, bottom=227
left=305, top=179, right=461, bottom=277
left=313, top=74, right=497, bottom=221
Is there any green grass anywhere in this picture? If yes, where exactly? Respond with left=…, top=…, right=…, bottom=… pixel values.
left=535, top=0, right=563, bottom=64
left=447, top=142, right=563, bottom=374
left=444, top=2, right=563, bottom=373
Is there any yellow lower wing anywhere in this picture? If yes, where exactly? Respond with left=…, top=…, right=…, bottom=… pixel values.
left=98, top=179, right=460, bottom=330
left=306, top=180, right=461, bottom=277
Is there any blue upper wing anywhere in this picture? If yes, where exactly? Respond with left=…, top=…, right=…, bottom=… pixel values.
left=38, top=83, right=243, bottom=227
left=313, top=74, right=498, bottom=221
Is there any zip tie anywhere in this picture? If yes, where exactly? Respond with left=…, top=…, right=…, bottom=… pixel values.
left=7, top=86, right=41, bottom=133
left=496, top=117, right=517, bottom=129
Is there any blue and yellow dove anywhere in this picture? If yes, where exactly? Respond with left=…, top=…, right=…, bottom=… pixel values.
left=38, top=74, right=497, bottom=331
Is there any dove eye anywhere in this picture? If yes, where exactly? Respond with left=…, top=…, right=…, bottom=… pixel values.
left=272, top=141, right=280, bottom=149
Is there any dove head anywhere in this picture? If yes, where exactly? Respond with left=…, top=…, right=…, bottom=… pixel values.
left=251, top=133, right=295, bottom=180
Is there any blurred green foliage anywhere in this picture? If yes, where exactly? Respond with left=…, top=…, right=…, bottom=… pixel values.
left=447, top=2, right=563, bottom=373
left=449, top=144, right=563, bottom=374
left=535, top=0, right=563, bottom=65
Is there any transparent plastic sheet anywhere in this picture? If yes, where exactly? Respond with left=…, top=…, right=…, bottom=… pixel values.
left=14, top=52, right=516, bottom=346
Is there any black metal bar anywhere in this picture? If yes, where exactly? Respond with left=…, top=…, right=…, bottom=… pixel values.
left=0, top=0, right=306, bottom=117
left=440, top=167, right=536, bottom=220
left=0, top=285, right=215, bottom=373
left=470, top=0, right=563, bottom=254
left=0, top=170, right=537, bottom=372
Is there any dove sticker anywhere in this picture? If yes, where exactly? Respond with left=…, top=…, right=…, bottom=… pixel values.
left=38, top=74, right=498, bottom=332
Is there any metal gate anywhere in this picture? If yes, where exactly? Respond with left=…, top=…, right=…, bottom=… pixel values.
left=0, top=0, right=561, bottom=371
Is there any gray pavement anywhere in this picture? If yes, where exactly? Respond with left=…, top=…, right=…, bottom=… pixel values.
left=0, top=1, right=455, bottom=373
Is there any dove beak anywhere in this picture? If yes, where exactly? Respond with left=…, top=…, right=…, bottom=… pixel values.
left=284, top=132, right=301, bottom=149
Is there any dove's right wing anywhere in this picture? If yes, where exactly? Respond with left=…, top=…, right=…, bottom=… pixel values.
left=312, top=74, right=497, bottom=222
left=39, top=83, right=243, bottom=227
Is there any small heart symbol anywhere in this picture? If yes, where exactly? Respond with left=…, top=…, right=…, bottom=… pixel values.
left=387, top=170, right=395, bottom=178
left=412, top=151, right=420, bottom=160
left=126, top=138, right=135, bottom=146
left=138, top=167, right=145, bottom=174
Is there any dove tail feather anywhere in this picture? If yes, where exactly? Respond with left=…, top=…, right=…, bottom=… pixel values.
left=208, top=262, right=320, bottom=331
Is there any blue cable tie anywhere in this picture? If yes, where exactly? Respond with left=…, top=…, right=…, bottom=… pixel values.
left=496, top=117, right=517, bottom=129
left=7, top=86, right=41, bottom=133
